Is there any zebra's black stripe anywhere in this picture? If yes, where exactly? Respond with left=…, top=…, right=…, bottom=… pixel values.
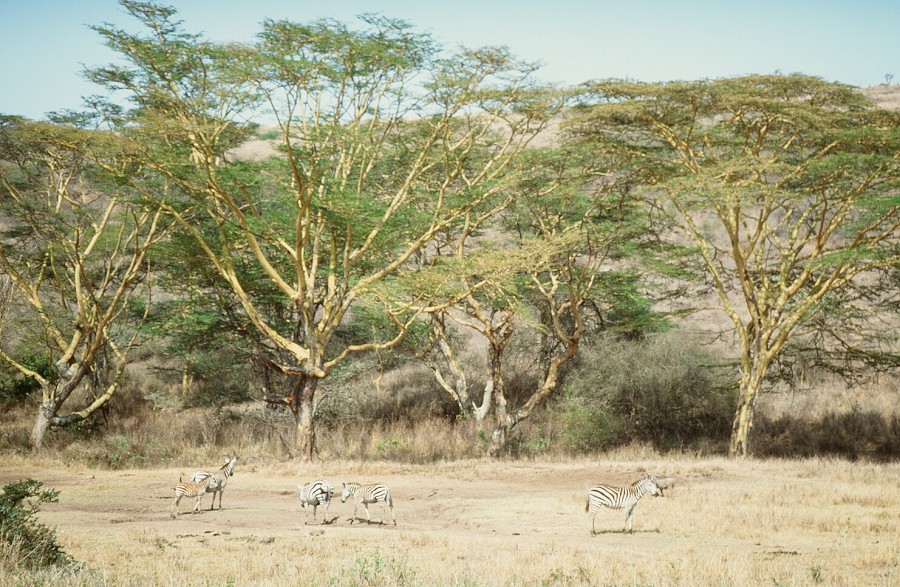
left=586, top=475, right=660, bottom=534
left=340, top=482, right=396, bottom=525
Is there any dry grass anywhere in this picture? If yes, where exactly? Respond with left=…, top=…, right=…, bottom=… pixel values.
left=1, top=454, right=898, bottom=586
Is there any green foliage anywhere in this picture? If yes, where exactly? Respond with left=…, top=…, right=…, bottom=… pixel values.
left=0, top=479, right=73, bottom=570
left=557, top=400, right=626, bottom=452
left=256, top=129, right=280, bottom=141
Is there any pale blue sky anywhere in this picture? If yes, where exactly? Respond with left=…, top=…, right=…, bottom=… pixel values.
left=1, top=0, right=897, bottom=121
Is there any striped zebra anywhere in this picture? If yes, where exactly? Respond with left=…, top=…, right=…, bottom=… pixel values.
left=171, top=476, right=209, bottom=518
left=298, top=479, right=334, bottom=524
left=190, top=456, right=237, bottom=511
left=340, top=482, right=396, bottom=526
left=586, top=474, right=661, bottom=534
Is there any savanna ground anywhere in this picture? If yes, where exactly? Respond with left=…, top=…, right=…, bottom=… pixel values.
left=2, top=453, right=898, bottom=586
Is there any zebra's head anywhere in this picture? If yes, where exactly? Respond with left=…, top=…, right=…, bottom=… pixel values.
left=340, top=483, right=352, bottom=503
left=224, top=456, right=237, bottom=475
left=632, top=475, right=665, bottom=497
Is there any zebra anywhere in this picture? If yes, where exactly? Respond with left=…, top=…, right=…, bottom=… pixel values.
left=171, top=476, right=209, bottom=518
left=298, top=479, right=334, bottom=524
left=586, top=474, right=661, bottom=534
left=190, top=456, right=237, bottom=511
left=340, top=482, right=396, bottom=526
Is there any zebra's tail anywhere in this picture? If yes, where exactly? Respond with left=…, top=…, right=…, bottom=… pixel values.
left=585, top=495, right=589, bottom=513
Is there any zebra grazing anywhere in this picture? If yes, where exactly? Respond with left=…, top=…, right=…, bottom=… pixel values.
left=171, top=476, right=209, bottom=518
left=190, top=456, right=237, bottom=511
left=586, top=475, right=661, bottom=534
left=340, top=482, right=396, bottom=526
left=298, top=479, right=334, bottom=524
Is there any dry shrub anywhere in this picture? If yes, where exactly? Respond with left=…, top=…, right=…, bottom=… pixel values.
left=754, top=409, right=900, bottom=460
left=754, top=374, right=900, bottom=460
left=0, top=401, right=32, bottom=453
left=318, top=362, right=458, bottom=426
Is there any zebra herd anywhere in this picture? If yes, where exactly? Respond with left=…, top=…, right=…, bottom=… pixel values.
left=172, top=457, right=668, bottom=533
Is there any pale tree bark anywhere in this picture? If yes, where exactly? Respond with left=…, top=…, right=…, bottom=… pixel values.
left=419, top=311, right=504, bottom=423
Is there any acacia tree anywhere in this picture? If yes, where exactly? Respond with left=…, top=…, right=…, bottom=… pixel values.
left=570, top=75, right=900, bottom=456
left=416, top=141, right=651, bottom=455
left=85, top=1, right=563, bottom=459
left=0, top=116, right=166, bottom=448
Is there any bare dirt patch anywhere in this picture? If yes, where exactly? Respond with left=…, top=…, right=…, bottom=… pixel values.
left=1, top=456, right=898, bottom=586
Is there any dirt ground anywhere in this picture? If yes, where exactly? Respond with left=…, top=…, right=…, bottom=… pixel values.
left=2, top=456, right=898, bottom=586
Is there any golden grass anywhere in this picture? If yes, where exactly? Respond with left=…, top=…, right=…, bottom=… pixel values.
left=1, top=454, right=898, bottom=586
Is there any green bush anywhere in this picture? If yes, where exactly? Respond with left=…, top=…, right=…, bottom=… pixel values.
left=555, top=331, right=736, bottom=452
left=0, top=479, right=73, bottom=570
left=557, top=398, right=626, bottom=452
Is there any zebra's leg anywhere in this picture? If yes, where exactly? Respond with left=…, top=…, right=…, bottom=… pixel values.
left=208, top=489, right=215, bottom=511
left=389, top=499, right=396, bottom=526
left=218, top=489, right=223, bottom=510
left=171, top=495, right=182, bottom=519
left=350, top=500, right=358, bottom=524
left=363, top=502, right=372, bottom=524
left=193, top=495, right=203, bottom=514
left=323, top=500, right=330, bottom=524
left=624, top=505, right=635, bottom=532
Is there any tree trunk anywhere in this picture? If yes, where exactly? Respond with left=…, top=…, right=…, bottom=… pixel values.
left=31, top=399, right=56, bottom=450
left=729, top=375, right=760, bottom=457
left=286, top=375, right=319, bottom=461
left=488, top=392, right=510, bottom=457
left=486, top=351, right=509, bottom=457
left=181, top=362, right=193, bottom=396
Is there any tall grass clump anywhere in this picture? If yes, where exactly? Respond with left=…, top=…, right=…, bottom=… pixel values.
left=552, top=331, right=736, bottom=453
